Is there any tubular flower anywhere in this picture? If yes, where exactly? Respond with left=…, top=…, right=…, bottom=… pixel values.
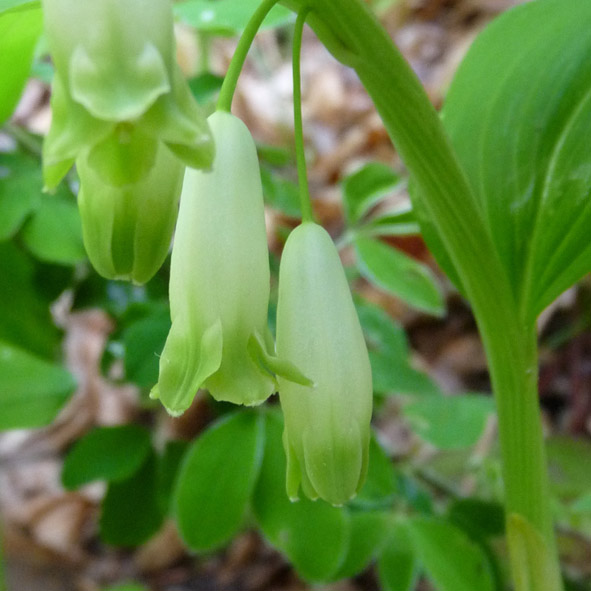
left=276, top=222, right=373, bottom=506
left=152, top=111, right=281, bottom=414
left=41, top=0, right=213, bottom=189
left=76, top=143, right=183, bottom=284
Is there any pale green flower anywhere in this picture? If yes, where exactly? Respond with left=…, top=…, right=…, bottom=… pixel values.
left=76, top=143, right=183, bottom=284
left=41, top=0, right=213, bottom=188
left=276, top=222, right=373, bottom=506
left=152, top=111, right=309, bottom=414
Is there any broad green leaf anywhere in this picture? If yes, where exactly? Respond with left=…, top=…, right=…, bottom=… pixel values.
left=260, top=166, right=301, bottom=218
left=0, top=242, right=60, bottom=357
left=354, top=236, right=444, bottom=316
left=447, top=498, right=505, bottom=540
left=506, top=514, right=563, bottom=591
left=0, top=151, right=42, bottom=240
left=188, top=72, right=224, bottom=105
left=362, top=206, right=419, bottom=238
left=342, top=162, right=400, bottom=225
left=355, top=298, right=408, bottom=358
left=442, top=0, right=591, bottom=320
left=0, top=340, right=75, bottom=430
left=377, top=522, right=418, bottom=591
left=370, top=351, right=440, bottom=397
left=0, top=0, right=38, bottom=13
left=62, top=425, right=152, bottom=490
left=546, top=436, right=591, bottom=500
left=403, top=394, right=495, bottom=449
left=100, top=451, right=163, bottom=547
left=21, top=192, right=86, bottom=265
left=174, top=411, right=264, bottom=552
left=408, top=517, right=495, bottom=591
left=333, top=511, right=390, bottom=579
left=252, top=411, right=349, bottom=582
left=0, top=4, right=42, bottom=124
left=174, top=0, right=293, bottom=36
left=123, top=309, right=171, bottom=389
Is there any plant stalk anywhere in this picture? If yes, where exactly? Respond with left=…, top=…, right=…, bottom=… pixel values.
left=280, top=0, right=564, bottom=587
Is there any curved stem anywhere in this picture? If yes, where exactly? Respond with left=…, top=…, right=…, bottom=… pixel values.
left=217, top=0, right=281, bottom=112
left=292, top=8, right=314, bottom=223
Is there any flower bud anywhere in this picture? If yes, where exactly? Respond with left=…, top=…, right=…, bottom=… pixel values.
left=276, top=222, right=373, bottom=506
left=41, top=0, right=213, bottom=188
left=76, top=143, right=183, bottom=285
left=151, top=111, right=275, bottom=414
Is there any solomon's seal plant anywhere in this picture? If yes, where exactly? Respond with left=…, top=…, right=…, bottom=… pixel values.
left=276, top=222, right=373, bottom=506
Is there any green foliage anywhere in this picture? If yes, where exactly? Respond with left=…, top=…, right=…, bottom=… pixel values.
left=0, top=340, right=75, bottom=430
left=174, top=412, right=264, bottom=552
left=101, top=584, right=148, bottom=591
left=0, top=2, right=42, bottom=125
left=403, top=394, right=495, bottom=449
left=442, top=0, right=591, bottom=321
left=174, top=0, right=293, bottom=36
left=377, top=523, right=418, bottom=591
left=408, top=517, right=496, bottom=591
left=62, top=425, right=152, bottom=490
left=100, top=450, right=163, bottom=546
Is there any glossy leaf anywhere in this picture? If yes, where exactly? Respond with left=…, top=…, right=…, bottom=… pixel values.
left=174, top=412, right=264, bottom=552
left=442, top=0, right=591, bottom=320
left=0, top=4, right=42, bottom=124
left=21, top=192, right=86, bottom=265
left=0, top=340, right=75, bottom=430
left=408, top=517, right=495, bottom=591
left=354, top=236, right=444, bottom=317
left=342, top=162, right=400, bottom=225
left=404, top=394, right=495, bottom=449
left=0, top=242, right=60, bottom=357
left=62, top=425, right=152, bottom=490
left=0, top=151, right=42, bottom=240
left=252, top=412, right=349, bottom=582
left=174, top=0, right=293, bottom=35
left=377, top=522, right=418, bottom=591
left=100, top=451, right=163, bottom=547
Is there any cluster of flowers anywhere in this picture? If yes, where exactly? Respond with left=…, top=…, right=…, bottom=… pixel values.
left=42, top=0, right=372, bottom=506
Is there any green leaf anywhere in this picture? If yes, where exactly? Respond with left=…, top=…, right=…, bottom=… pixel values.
left=252, top=411, right=349, bottom=582
left=123, top=309, right=171, bottom=389
left=0, top=0, right=39, bottom=13
left=188, top=72, right=224, bottom=104
left=362, top=206, right=419, bottom=238
left=447, top=498, right=505, bottom=540
left=174, top=411, right=264, bottom=552
left=260, top=166, right=301, bottom=218
left=62, top=425, right=152, bottom=490
left=442, top=0, right=591, bottom=320
left=546, top=436, right=591, bottom=501
left=156, top=440, right=188, bottom=516
left=0, top=242, right=60, bottom=357
left=342, top=162, right=400, bottom=225
left=0, top=4, right=42, bottom=124
left=403, top=394, right=495, bottom=449
left=0, top=151, right=42, bottom=240
left=377, top=522, right=418, bottom=591
left=100, top=451, right=163, bottom=547
left=356, top=298, right=408, bottom=358
left=21, top=192, right=86, bottom=265
left=174, top=0, right=293, bottom=36
left=333, top=510, right=390, bottom=579
left=354, top=236, right=444, bottom=316
left=0, top=340, right=75, bottom=430
left=408, top=517, right=495, bottom=591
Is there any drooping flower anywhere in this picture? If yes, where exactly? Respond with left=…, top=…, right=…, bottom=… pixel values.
left=76, top=143, right=184, bottom=284
left=276, top=222, right=373, bottom=506
left=151, top=111, right=309, bottom=414
left=41, top=0, right=213, bottom=189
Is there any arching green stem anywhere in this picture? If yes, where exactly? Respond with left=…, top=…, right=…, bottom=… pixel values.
left=217, top=0, right=281, bottom=112
left=280, top=0, right=562, bottom=588
left=292, top=8, right=314, bottom=223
